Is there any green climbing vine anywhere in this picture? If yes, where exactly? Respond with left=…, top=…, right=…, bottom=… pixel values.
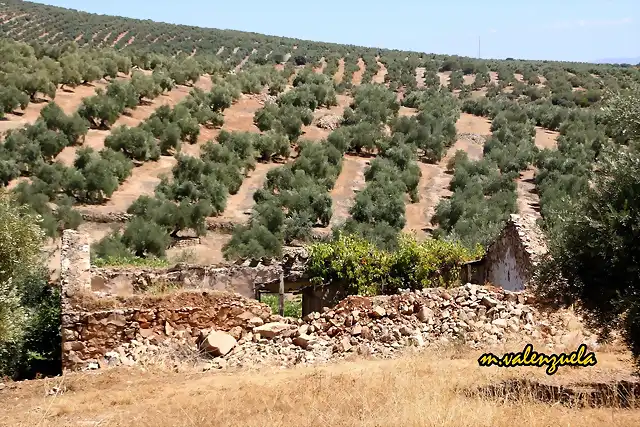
left=306, top=233, right=483, bottom=296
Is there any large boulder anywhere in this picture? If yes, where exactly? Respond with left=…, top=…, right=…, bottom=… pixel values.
left=200, top=331, right=237, bottom=357
left=253, top=322, right=297, bottom=339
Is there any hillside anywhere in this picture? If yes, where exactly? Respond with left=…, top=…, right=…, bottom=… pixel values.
left=1, top=2, right=640, bottom=425
left=0, top=0, right=637, bottom=272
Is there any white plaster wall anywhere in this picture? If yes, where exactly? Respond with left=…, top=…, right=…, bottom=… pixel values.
left=487, top=245, right=526, bottom=291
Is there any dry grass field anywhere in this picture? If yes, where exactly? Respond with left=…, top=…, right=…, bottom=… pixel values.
left=1, top=342, right=637, bottom=427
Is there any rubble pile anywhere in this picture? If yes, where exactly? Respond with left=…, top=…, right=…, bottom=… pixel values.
left=86, top=284, right=598, bottom=372
left=457, top=132, right=487, bottom=145
left=246, top=92, right=277, bottom=105
left=316, top=114, right=341, bottom=130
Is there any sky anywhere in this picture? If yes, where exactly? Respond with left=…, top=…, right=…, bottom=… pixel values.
left=36, top=0, right=640, bottom=62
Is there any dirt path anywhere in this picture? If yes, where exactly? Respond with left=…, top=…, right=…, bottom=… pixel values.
left=326, top=155, right=369, bottom=229
left=456, top=112, right=547, bottom=222
left=313, top=57, right=326, bottom=74
left=399, top=106, right=418, bottom=117
left=415, top=67, right=426, bottom=88
left=55, top=83, right=193, bottom=165
left=92, top=88, right=264, bottom=214
left=437, top=71, right=451, bottom=87
left=352, top=58, right=365, bottom=86
left=372, top=58, right=387, bottom=84
left=456, top=113, right=492, bottom=135
left=516, top=167, right=541, bottom=219
left=219, top=95, right=262, bottom=133
left=0, top=80, right=111, bottom=134
left=218, top=162, right=283, bottom=223
left=513, top=127, right=557, bottom=221
left=234, top=55, right=252, bottom=72
left=78, top=155, right=177, bottom=215
left=534, top=127, right=559, bottom=150
left=301, top=94, right=352, bottom=141
left=463, top=74, right=475, bottom=86
left=403, top=136, right=484, bottom=238
left=403, top=161, right=442, bottom=237
left=334, top=58, right=345, bottom=83
left=194, top=74, right=213, bottom=92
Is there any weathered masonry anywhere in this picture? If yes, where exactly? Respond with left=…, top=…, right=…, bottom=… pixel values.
left=59, top=230, right=317, bottom=369
left=461, top=214, right=547, bottom=291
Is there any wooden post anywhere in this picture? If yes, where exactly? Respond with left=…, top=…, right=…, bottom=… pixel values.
left=278, top=271, right=285, bottom=316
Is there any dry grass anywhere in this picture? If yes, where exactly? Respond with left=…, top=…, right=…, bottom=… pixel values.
left=2, top=343, right=639, bottom=427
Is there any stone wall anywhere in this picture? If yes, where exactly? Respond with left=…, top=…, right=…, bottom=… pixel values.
left=467, top=214, right=547, bottom=291
left=89, top=247, right=310, bottom=297
left=60, top=230, right=92, bottom=310
left=91, top=264, right=281, bottom=298
left=61, top=291, right=273, bottom=370
left=59, top=230, right=315, bottom=369
left=301, top=282, right=350, bottom=316
left=62, top=284, right=600, bottom=372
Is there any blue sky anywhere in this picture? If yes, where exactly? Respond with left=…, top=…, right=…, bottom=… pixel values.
left=37, top=0, right=639, bottom=62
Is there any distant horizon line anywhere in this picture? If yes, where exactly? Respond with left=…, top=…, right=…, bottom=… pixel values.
left=24, top=0, right=640, bottom=64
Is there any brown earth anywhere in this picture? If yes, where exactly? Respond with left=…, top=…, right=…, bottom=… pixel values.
left=351, top=58, right=365, bottom=86
left=301, top=94, right=352, bottom=141
left=0, top=79, right=112, bottom=134
left=437, top=71, right=451, bottom=86
left=456, top=113, right=492, bottom=135
left=404, top=137, right=484, bottom=238
left=165, top=232, right=232, bottom=265
left=516, top=167, right=541, bottom=219
left=112, top=31, right=129, bottom=46
left=404, top=114, right=489, bottom=237
left=324, top=154, right=369, bottom=230
left=534, top=127, right=559, bottom=150
left=56, top=82, right=194, bottom=166
left=79, top=88, right=264, bottom=216
left=399, top=106, right=418, bottom=117
left=463, top=74, right=476, bottom=85
left=313, top=57, right=326, bottom=74
left=334, top=58, right=345, bottom=83
left=471, top=88, right=488, bottom=99
left=372, top=57, right=387, bottom=84
left=218, top=161, right=284, bottom=223
left=4, top=345, right=635, bottom=427
left=415, top=67, right=426, bottom=88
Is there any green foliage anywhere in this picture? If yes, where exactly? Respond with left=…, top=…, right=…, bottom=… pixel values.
left=260, top=294, right=302, bottom=318
left=0, top=190, right=60, bottom=380
left=224, top=139, right=344, bottom=260
left=0, top=84, right=29, bottom=117
left=533, top=146, right=640, bottom=367
left=131, top=70, right=162, bottom=102
left=104, top=125, right=160, bottom=161
left=77, top=90, right=122, bottom=129
left=600, top=84, right=640, bottom=144
left=306, top=233, right=482, bottom=296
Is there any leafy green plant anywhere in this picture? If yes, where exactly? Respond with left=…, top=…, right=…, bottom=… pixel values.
left=260, top=294, right=302, bottom=318
left=306, top=233, right=482, bottom=296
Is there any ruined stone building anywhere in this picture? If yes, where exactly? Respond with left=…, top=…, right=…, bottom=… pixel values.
left=461, top=214, right=548, bottom=291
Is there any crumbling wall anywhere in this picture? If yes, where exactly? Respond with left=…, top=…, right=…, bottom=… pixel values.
left=61, top=291, right=273, bottom=369
left=301, top=282, right=350, bottom=316
left=482, top=214, right=547, bottom=291
left=90, top=264, right=283, bottom=297
left=62, top=284, right=600, bottom=372
left=58, top=230, right=313, bottom=369
left=60, top=230, right=91, bottom=307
